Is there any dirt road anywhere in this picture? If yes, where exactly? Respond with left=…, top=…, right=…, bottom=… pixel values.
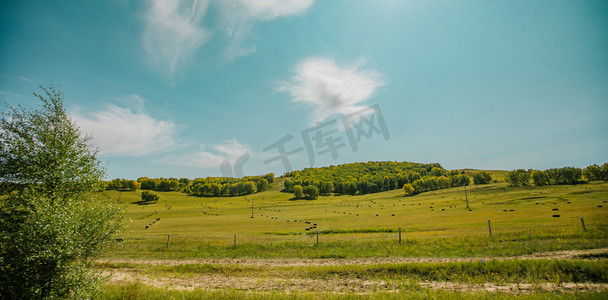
left=100, top=248, right=608, bottom=294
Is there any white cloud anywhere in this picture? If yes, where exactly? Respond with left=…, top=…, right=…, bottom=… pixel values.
left=172, top=138, right=250, bottom=168
left=141, top=0, right=314, bottom=71
left=72, top=98, right=180, bottom=156
left=72, top=96, right=251, bottom=171
left=17, top=76, right=36, bottom=83
left=278, top=57, right=385, bottom=124
left=235, top=0, right=315, bottom=20
left=143, top=0, right=211, bottom=75
left=216, top=0, right=315, bottom=59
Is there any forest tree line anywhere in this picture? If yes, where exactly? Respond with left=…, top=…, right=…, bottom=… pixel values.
left=104, top=162, right=608, bottom=200
left=505, top=164, right=608, bottom=187
left=282, top=161, right=495, bottom=199
left=104, top=173, right=275, bottom=197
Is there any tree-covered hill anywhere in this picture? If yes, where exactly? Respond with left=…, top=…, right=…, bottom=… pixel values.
left=282, top=161, right=472, bottom=199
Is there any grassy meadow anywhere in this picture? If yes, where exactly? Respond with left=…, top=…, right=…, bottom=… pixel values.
left=101, top=178, right=608, bottom=259
left=98, top=174, right=608, bottom=298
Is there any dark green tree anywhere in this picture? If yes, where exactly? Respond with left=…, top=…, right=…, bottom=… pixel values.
left=179, top=178, right=191, bottom=190
left=211, top=183, right=223, bottom=196
left=293, top=185, right=304, bottom=199
left=531, top=170, right=548, bottom=186
left=283, top=179, right=293, bottom=192
left=345, top=181, right=357, bottom=195
left=319, top=181, right=334, bottom=195
left=304, top=185, right=319, bottom=200
left=256, top=178, right=269, bottom=192
left=472, top=171, right=492, bottom=185
left=244, top=181, right=257, bottom=195
left=138, top=177, right=158, bottom=190
left=430, top=167, right=445, bottom=177
left=544, top=167, right=582, bottom=185
left=263, top=173, right=275, bottom=184
left=583, top=164, right=603, bottom=181
left=0, top=86, right=124, bottom=299
left=505, top=169, right=531, bottom=187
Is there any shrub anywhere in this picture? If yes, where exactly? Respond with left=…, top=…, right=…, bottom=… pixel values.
left=141, top=190, right=159, bottom=203
left=402, top=183, right=415, bottom=196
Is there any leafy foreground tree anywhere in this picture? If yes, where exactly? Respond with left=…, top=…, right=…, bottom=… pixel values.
left=0, top=87, right=124, bottom=299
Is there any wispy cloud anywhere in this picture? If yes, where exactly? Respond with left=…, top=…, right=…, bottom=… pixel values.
left=72, top=96, right=180, bottom=156
left=143, top=0, right=211, bottom=75
left=277, top=57, right=385, bottom=124
left=232, top=0, right=315, bottom=20
left=141, top=0, right=315, bottom=73
left=170, top=138, right=250, bottom=168
left=216, top=0, right=314, bottom=59
left=17, top=76, right=36, bottom=83
left=0, top=90, right=23, bottom=98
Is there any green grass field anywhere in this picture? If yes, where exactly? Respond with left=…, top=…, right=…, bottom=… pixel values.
left=99, top=177, right=608, bottom=298
left=101, top=179, right=608, bottom=259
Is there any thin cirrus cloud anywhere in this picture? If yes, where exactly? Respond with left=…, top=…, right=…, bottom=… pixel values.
left=142, top=0, right=211, bottom=75
left=216, top=0, right=315, bottom=59
left=72, top=99, right=180, bottom=157
left=142, top=0, right=315, bottom=74
left=232, top=0, right=315, bottom=20
left=277, top=57, right=386, bottom=124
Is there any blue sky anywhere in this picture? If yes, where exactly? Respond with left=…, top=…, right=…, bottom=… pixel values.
left=1, top=0, right=607, bottom=180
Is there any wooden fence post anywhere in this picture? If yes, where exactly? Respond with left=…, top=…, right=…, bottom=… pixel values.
left=399, top=227, right=402, bottom=244
left=316, top=230, right=319, bottom=246
left=465, top=185, right=470, bottom=210
left=166, top=234, right=171, bottom=248
left=487, top=220, right=492, bottom=237
left=580, top=217, right=586, bottom=232
left=234, top=234, right=237, bottom=247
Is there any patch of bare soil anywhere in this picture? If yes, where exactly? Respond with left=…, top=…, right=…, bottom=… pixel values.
left=105, top=270, right=392, bottom=293
left=98, top=247, right=608, bottom=267
left=100, top=248, right=608, bottom=294
left=105, top=269, right=608, bottom=295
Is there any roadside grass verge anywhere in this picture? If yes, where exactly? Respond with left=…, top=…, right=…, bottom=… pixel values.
left=98, top=259, right=608, bottom=284
left=99, top=282, right=608, bottom=300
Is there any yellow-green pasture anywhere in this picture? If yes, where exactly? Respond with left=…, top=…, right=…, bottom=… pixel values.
left=101, top=180, right=608, bottom=259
